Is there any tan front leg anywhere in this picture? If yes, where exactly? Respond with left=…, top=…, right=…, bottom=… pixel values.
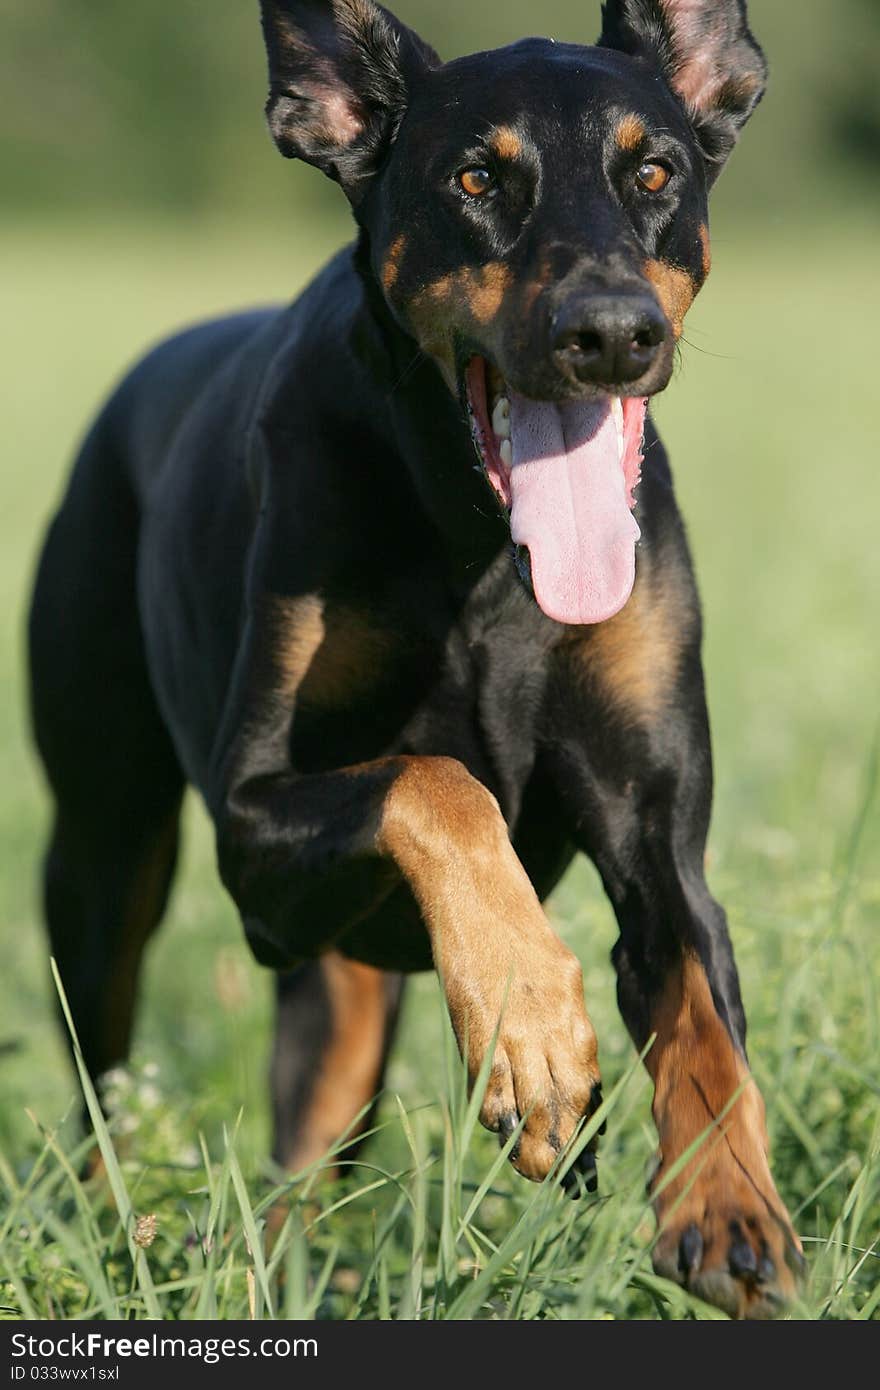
left=378, top=756, right=600, bottom=1181
left=648, top=954, right=804, bottom=1318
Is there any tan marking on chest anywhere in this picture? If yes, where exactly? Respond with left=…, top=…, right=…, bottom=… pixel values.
left=273, top=594, right=327, bottom=701
left=273, top=597, right=395, bottom=709
left=576, top=563, right=694, bottom=723
left=301, top=608, right=395, bottom=709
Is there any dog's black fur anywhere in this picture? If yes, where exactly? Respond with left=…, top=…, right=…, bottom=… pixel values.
left=28, top=0, right=804, bottom=1316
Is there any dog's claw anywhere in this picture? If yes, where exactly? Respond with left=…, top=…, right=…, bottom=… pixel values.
left=590, top=1081, right=607, bottom=1135
left=497, top=1112, right=517, bottom=1141
left=561, top=1148, right=598, bottom=1199
left=728, top=1223, right=759, bottom=1282
left=757, top=1244, right=777, bottom=1285
left=496, top=1111, right=521, bottom=1163
left=680, top=1223, right=703, bottom=1277
left=578, top=1149, right=598, bottom=1190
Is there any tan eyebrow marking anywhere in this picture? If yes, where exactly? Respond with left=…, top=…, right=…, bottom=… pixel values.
left=491, top=125, right=522, bottom=160
left=616, top=114, right=646, bottom=152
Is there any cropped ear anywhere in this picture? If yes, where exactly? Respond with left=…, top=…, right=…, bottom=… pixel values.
left=260, top=0, right=439, bottom=202
left=599, top=0, right=767, bottom=179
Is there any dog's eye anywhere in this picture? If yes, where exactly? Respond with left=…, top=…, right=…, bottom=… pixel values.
left=636, top=161, right=671, bottom=193
left=459, top=167, right=494, bottom=198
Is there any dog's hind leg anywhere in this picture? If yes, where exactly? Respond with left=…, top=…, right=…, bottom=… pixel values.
left=40, top=799, right=183, bottom=1085
left=270, top=953, right=405, bottom=1175
left=29, top=416, right=185, bottom=1087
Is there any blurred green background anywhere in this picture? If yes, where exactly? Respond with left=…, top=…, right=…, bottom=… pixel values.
left=1, top=0, right=879, bottom=1317
left=3, top=0, right=880, bottom=223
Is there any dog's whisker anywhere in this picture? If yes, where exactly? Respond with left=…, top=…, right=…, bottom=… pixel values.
left=386, top=350, right=426, bottom=398
left=679, top=335, right=738, bottom=362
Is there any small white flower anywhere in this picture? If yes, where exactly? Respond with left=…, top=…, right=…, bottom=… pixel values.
left=101, top=1066, right=131, bottom=1091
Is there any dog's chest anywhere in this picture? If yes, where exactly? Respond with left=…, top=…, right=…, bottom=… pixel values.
left=397, top=598, right=558, bottom=824
left=289, top=556, right=560, bottom=827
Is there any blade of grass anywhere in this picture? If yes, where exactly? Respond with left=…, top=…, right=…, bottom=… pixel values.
left=23, top=1109, right=115, bottom=1318
left=394, top=1096, right=426, bottom=1320
left=226, top=1121, right=275, bottom=1319
left=49, top=957, right=162, bottom=1319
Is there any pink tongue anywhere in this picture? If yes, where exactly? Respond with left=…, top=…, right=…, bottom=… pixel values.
left=508, top=394, right=640, bottom=625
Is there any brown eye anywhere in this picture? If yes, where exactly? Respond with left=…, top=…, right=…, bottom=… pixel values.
left=636, top=161, right=671, bottom=193
left=459, top=167, right=493, bottom=197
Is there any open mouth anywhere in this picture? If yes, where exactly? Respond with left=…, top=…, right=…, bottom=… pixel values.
left=464, top=356, right=648, bottom=626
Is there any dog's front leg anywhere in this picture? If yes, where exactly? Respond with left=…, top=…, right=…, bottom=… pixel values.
left=547, top=533, right=805, bottom=1317
left=379, top=755, right=602, bottom=1181
left=212, top=601, right=601, bottom=1183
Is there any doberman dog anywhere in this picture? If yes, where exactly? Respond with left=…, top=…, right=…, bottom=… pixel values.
left=28, top=0, right=804, bottom=1317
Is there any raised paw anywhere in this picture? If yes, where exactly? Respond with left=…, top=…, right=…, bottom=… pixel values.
left=469, top=950, right=603, bottom=1186
left=412, top=766, right=604, bottom=1188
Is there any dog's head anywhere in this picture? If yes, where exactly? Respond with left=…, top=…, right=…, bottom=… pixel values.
left=260, top=1, right=766, bottom=624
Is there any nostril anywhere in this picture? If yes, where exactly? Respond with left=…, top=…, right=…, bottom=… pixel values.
left=632, top=314, right=666, bottom=349
left=576, top=330, right=603, bottom=358
left=556, top=329, right=603, bottom=360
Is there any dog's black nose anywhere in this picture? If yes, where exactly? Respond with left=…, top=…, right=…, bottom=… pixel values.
left=552, top=294, right=667, bottom=386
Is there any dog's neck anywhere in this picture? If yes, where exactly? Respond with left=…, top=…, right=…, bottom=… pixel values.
left=350, top=233, right=512, bottom=593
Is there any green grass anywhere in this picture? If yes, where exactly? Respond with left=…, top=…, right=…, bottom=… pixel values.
left=1, top=214, right=878, bottom=1319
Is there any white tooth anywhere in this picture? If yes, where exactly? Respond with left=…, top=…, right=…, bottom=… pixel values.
left=492, top=397, right=511, bottom=439
left=499, top=438, right=512, bottom=470
left=611, top=396, right=625, bottom=461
